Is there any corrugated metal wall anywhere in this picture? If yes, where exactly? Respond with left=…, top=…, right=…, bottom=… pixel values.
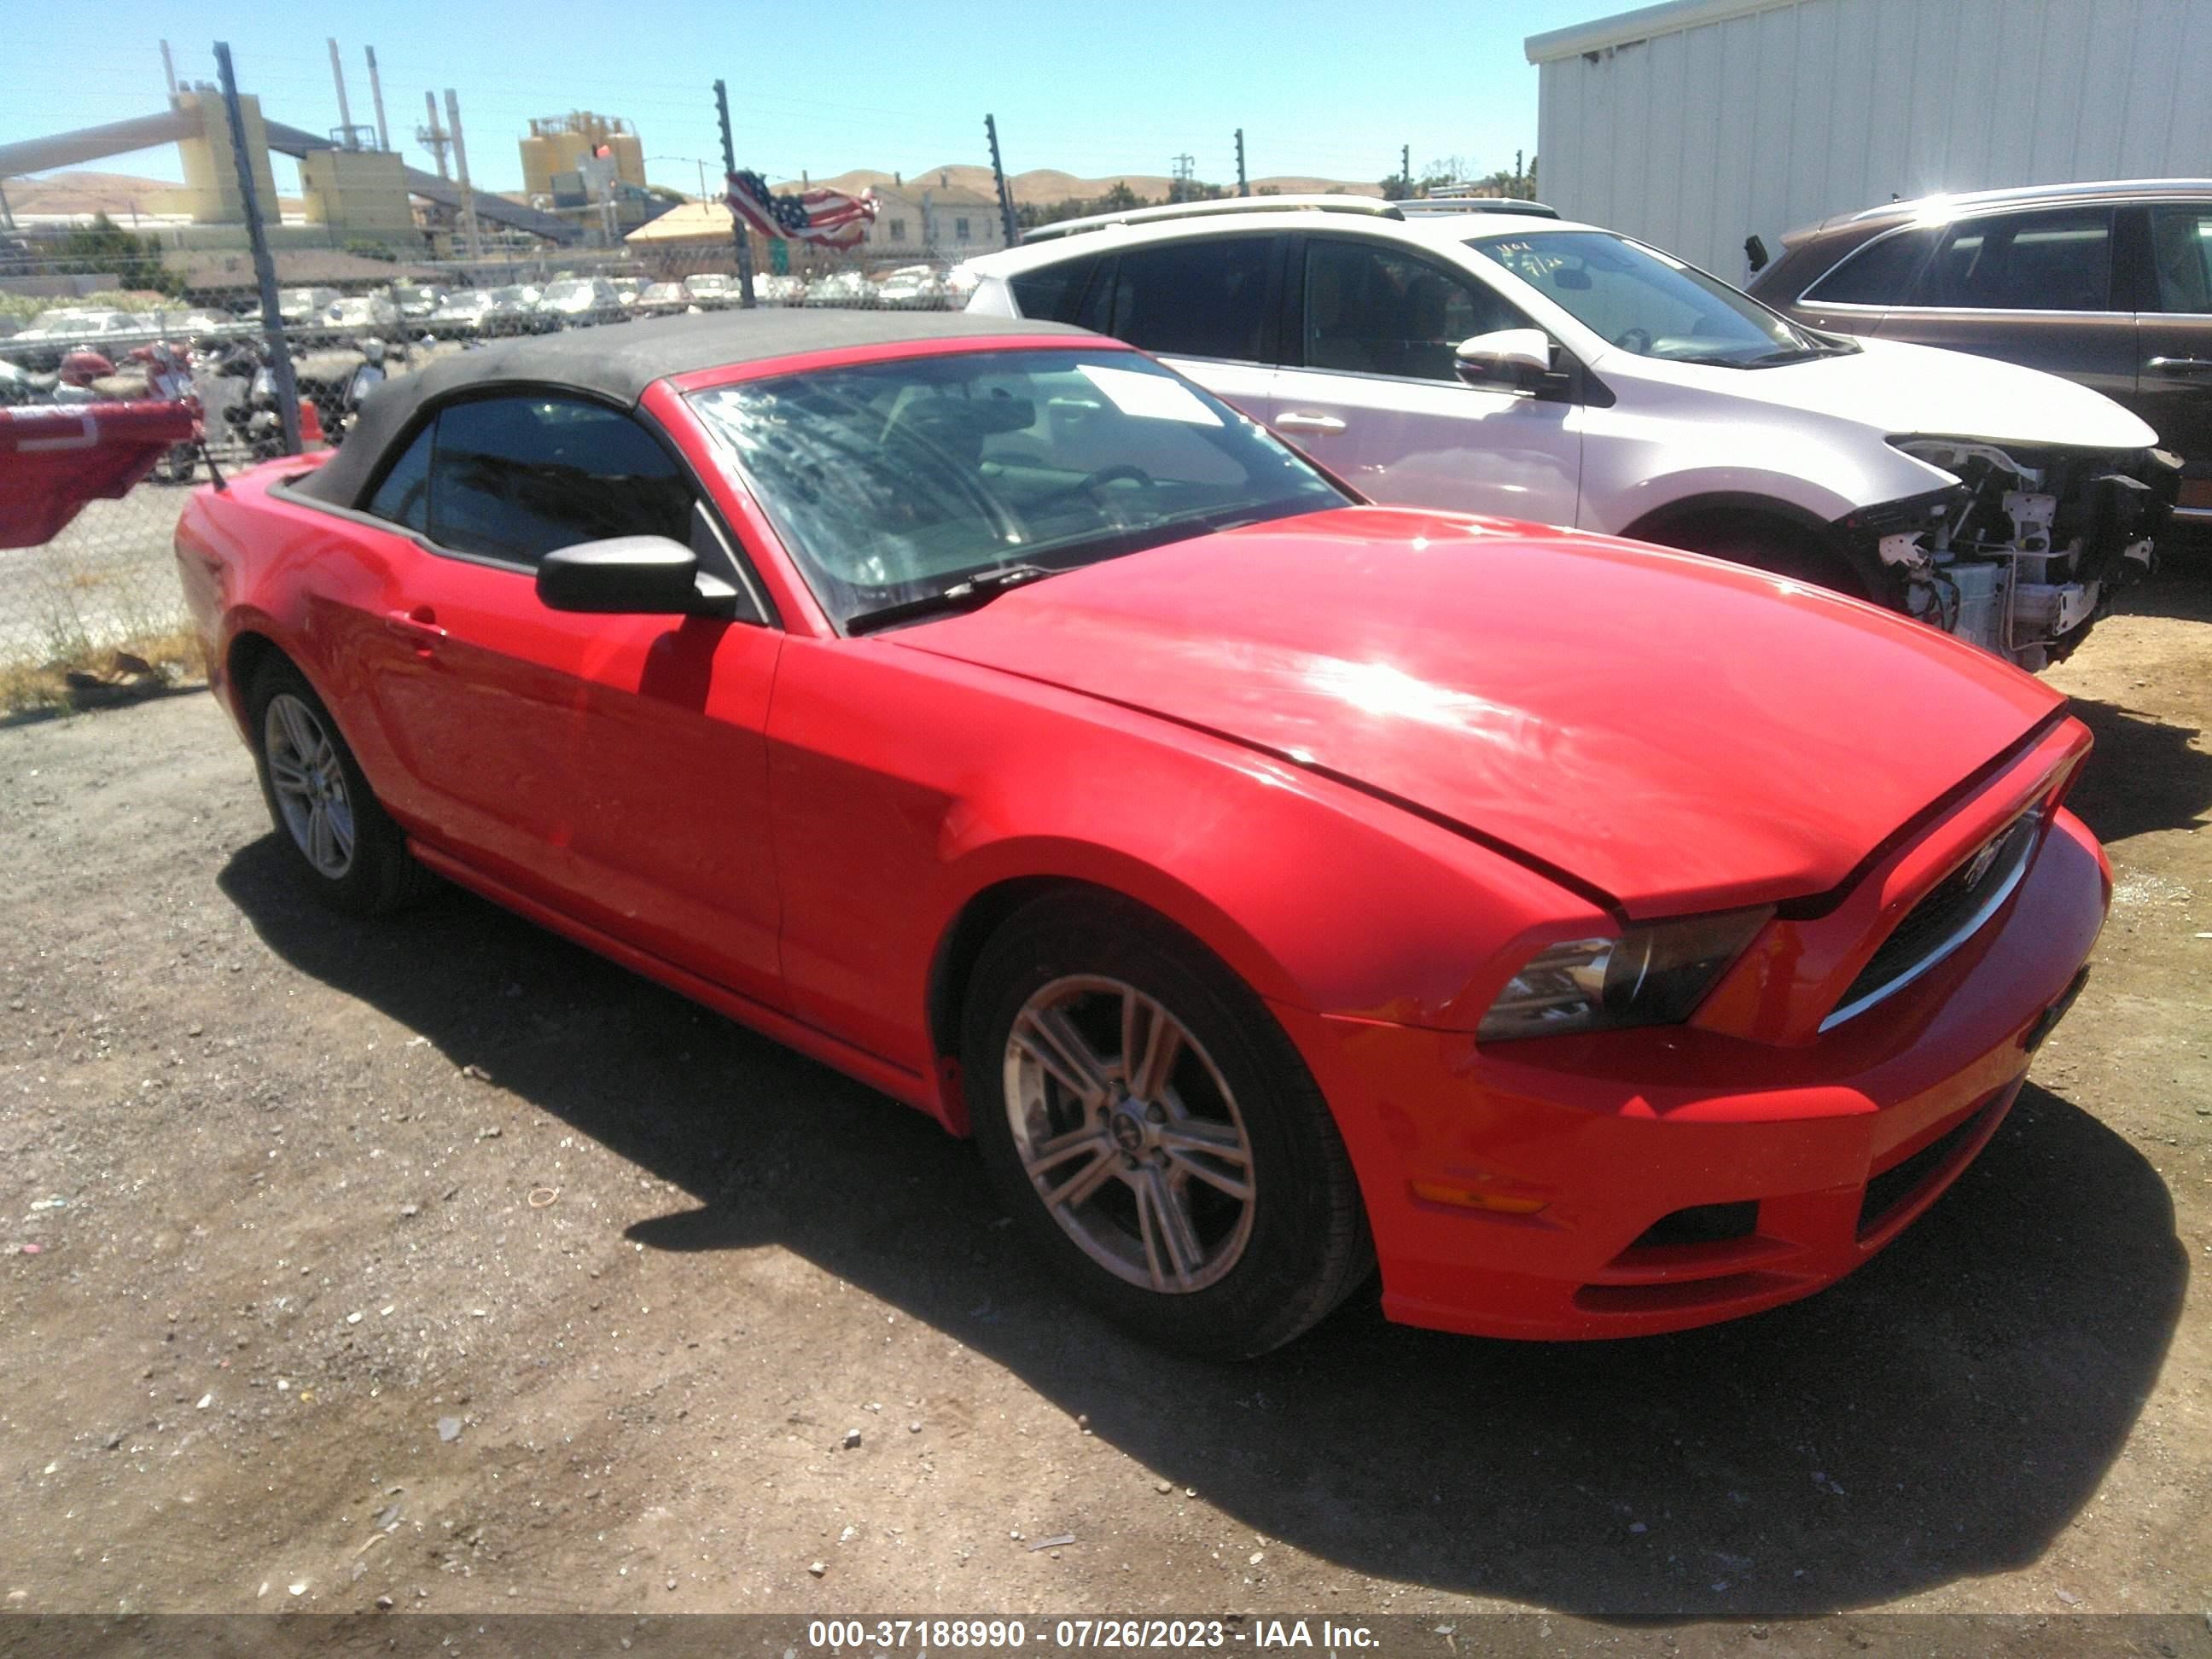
left=1533, top=0, right=2212, bottom=280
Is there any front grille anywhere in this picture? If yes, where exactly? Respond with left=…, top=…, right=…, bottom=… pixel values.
left=1857, top=1093, right=2003, bottom=1237
left=1628, top=1201, right=1759, bottom=1251
left=1823, top=807, right=2042, bottom=1029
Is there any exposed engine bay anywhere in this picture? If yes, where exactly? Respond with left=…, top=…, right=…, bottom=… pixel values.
left=1867, top=440, right=2180, bottom=672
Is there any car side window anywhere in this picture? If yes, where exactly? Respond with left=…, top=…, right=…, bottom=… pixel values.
left=2148, top=207, right=2212, bottom=314
left=364, top=421, right=434, bottom=533
left=1008, top=254, right=1102, bottom=324
left=1102, top=236, right=1278, bottom=363
left=1303, top=239, right=1528, bottom=380
left=1801, top=226, right=1940, bottom=306
left=1916, top=209, right=2116, bottom=311
left=426, top=395, right=695, bottom=567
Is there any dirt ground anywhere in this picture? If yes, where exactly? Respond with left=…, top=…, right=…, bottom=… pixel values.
left=0, top=566, right=2206, bottom=1637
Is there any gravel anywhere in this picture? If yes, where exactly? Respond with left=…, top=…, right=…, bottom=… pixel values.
left=0, top=571, right=2205, bottom=1624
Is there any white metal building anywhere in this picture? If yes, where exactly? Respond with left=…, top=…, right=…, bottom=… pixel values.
left=1526, top=0, right=2212, bottom=281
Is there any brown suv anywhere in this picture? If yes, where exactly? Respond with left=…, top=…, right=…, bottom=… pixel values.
left=1749, top=180, right=2212, bottom=525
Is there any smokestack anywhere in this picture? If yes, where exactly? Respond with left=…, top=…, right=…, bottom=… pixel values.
left=365, top=46, right=390, bottom=152
left=328, top=38, right=355, bottom=147
left=445, top=88, right=482, bottom=261
left=160, top=40, right=178, bottom=100
left=423, top=91, right=449, bottom=180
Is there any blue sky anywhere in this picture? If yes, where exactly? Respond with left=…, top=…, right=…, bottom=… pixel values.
left=3, top=0, right=1603, bottom=197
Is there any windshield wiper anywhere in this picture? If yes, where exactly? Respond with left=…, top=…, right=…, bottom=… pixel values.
left=846, top=562, right=1062, bottom=636
left=1740, top=346, right=1833, bottom=367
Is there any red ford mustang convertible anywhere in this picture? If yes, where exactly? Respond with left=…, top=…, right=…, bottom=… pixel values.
left=177, top=311, right=2107, bottom=1356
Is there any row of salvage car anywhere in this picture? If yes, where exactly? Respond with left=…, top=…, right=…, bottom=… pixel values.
left=0, top=265, right=957, bottom=370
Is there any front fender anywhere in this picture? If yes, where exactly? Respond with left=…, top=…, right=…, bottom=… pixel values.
left=1576, top=376, right=1951, bottom=538
left=764, top=636, right=1605, bottom=1128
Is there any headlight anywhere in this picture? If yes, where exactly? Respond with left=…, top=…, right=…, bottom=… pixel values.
left=1477, top=909, right=1772, bottom=1043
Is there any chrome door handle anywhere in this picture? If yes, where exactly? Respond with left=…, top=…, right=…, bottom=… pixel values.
left=2147, top=356, right=2212, bottom=375
left=1273, top=411, right=1348, bottom=435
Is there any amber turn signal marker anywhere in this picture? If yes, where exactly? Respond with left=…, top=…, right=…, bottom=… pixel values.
left=1409, top=1179, right=1548, bottom=1215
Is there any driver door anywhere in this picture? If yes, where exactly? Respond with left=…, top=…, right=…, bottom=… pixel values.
left=339, top=391, right=786, bottom=1007
left=1267, top=236, right=1583, bottom=526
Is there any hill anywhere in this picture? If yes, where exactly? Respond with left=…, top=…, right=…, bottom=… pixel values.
left=776, top=165, right=1382, bottom=205
left=7, top=170, right=303, bottom=218
left=8, top=171, right=183, bottom=218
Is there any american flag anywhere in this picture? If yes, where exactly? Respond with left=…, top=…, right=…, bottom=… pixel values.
left=725, top=170, right=878, bottom=250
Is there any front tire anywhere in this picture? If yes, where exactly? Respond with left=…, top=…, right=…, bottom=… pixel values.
left=248, top=658, right=436, bottom=915
left=962, top=892, right=1371, bottom=1359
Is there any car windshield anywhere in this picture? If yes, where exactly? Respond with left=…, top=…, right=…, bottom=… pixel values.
left=543, top=281, right=592, bottom=301
left=1470, top=230, right=1825, bottom=365
left=29, top=309, right=82, bottom=329
left=688, top=346, right=1347, bottom=632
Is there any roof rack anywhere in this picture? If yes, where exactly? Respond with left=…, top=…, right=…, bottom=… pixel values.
left=1022, top=194, right=1404, bottom=244
left=1395, top=196, right=1559, bottom=219
left=1845, top=177, right=2212, bottom=224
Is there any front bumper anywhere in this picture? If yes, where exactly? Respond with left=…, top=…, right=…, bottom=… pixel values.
left=1279, top=807, right=2110, bottom=1341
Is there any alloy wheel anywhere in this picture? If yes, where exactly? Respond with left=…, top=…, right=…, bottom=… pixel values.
left=1003, top=975, right=1256, bottom=1294
left=264, top=693, right=356, bottom=879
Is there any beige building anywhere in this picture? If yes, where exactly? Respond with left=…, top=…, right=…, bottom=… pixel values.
left=171, top=90, right=282, bottom=225
left=300, top=147, right=413, bottom=239
left=866, top=172, right=1007, bottom=258
left=520, top=113, right=646, bottom=201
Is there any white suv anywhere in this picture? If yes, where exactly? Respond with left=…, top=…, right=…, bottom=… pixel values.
left=958, top=198, right=2180, bottom=669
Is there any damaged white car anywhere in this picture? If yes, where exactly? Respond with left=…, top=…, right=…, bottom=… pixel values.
left=959, top=204, right=2181, bottom=669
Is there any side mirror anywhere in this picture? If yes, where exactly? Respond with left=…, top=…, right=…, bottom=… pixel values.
left=538, top=536, right=724, bottom=615
left=1453, top=328, right=1553, bottom=393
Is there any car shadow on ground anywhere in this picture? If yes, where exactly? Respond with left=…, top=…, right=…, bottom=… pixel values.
left=2065, top=570, right=2212, bottom=842
left=2062, top=694, right=2212, bottom=843
left=220, top=837, right=2188, bottom=1618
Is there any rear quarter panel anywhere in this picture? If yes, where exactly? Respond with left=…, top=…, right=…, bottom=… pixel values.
left=172, top=457, right=424, bottom=816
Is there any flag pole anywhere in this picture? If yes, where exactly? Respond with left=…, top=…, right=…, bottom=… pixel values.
left=713, top=79, right=758, bottom=310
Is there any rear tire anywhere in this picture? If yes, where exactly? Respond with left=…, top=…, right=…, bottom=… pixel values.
left=247, top=657, right=437, bottom=916
left=962, top=891, right=1371, bottom=1359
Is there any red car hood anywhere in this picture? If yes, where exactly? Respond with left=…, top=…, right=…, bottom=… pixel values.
left=893, top=508, right=2063, bottom=916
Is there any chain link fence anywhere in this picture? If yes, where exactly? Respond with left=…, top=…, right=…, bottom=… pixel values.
left=0, top=241, right=972, bottom=708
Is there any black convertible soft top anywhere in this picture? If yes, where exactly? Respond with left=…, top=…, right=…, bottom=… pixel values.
left=294, top=309, right=1091, bottom=508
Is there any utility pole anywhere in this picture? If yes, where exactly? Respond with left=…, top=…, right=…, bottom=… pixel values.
left=1234, top=128, right=1247, bottom=197
left=160, top=40, right=178, bottom=99
left=365, top=47, right=390, bottom=151
left=1401, top=143, right=1412, bottom=194
left=1170, top=153, right=1194, bottom=203
left=713, top=79, right=758, bottom=308
left=985, top=114, right=1020, bottom=247
left=214, top=41, right=301, bottom=457
left=418, top=92, right=451, bottom=179
left=327, top=39, right=355, bottom=148
left=445, top=89, right=482, bottom=263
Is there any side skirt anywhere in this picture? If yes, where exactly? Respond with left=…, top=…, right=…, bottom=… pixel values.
left=405, top=839, right=950, bottom=1126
